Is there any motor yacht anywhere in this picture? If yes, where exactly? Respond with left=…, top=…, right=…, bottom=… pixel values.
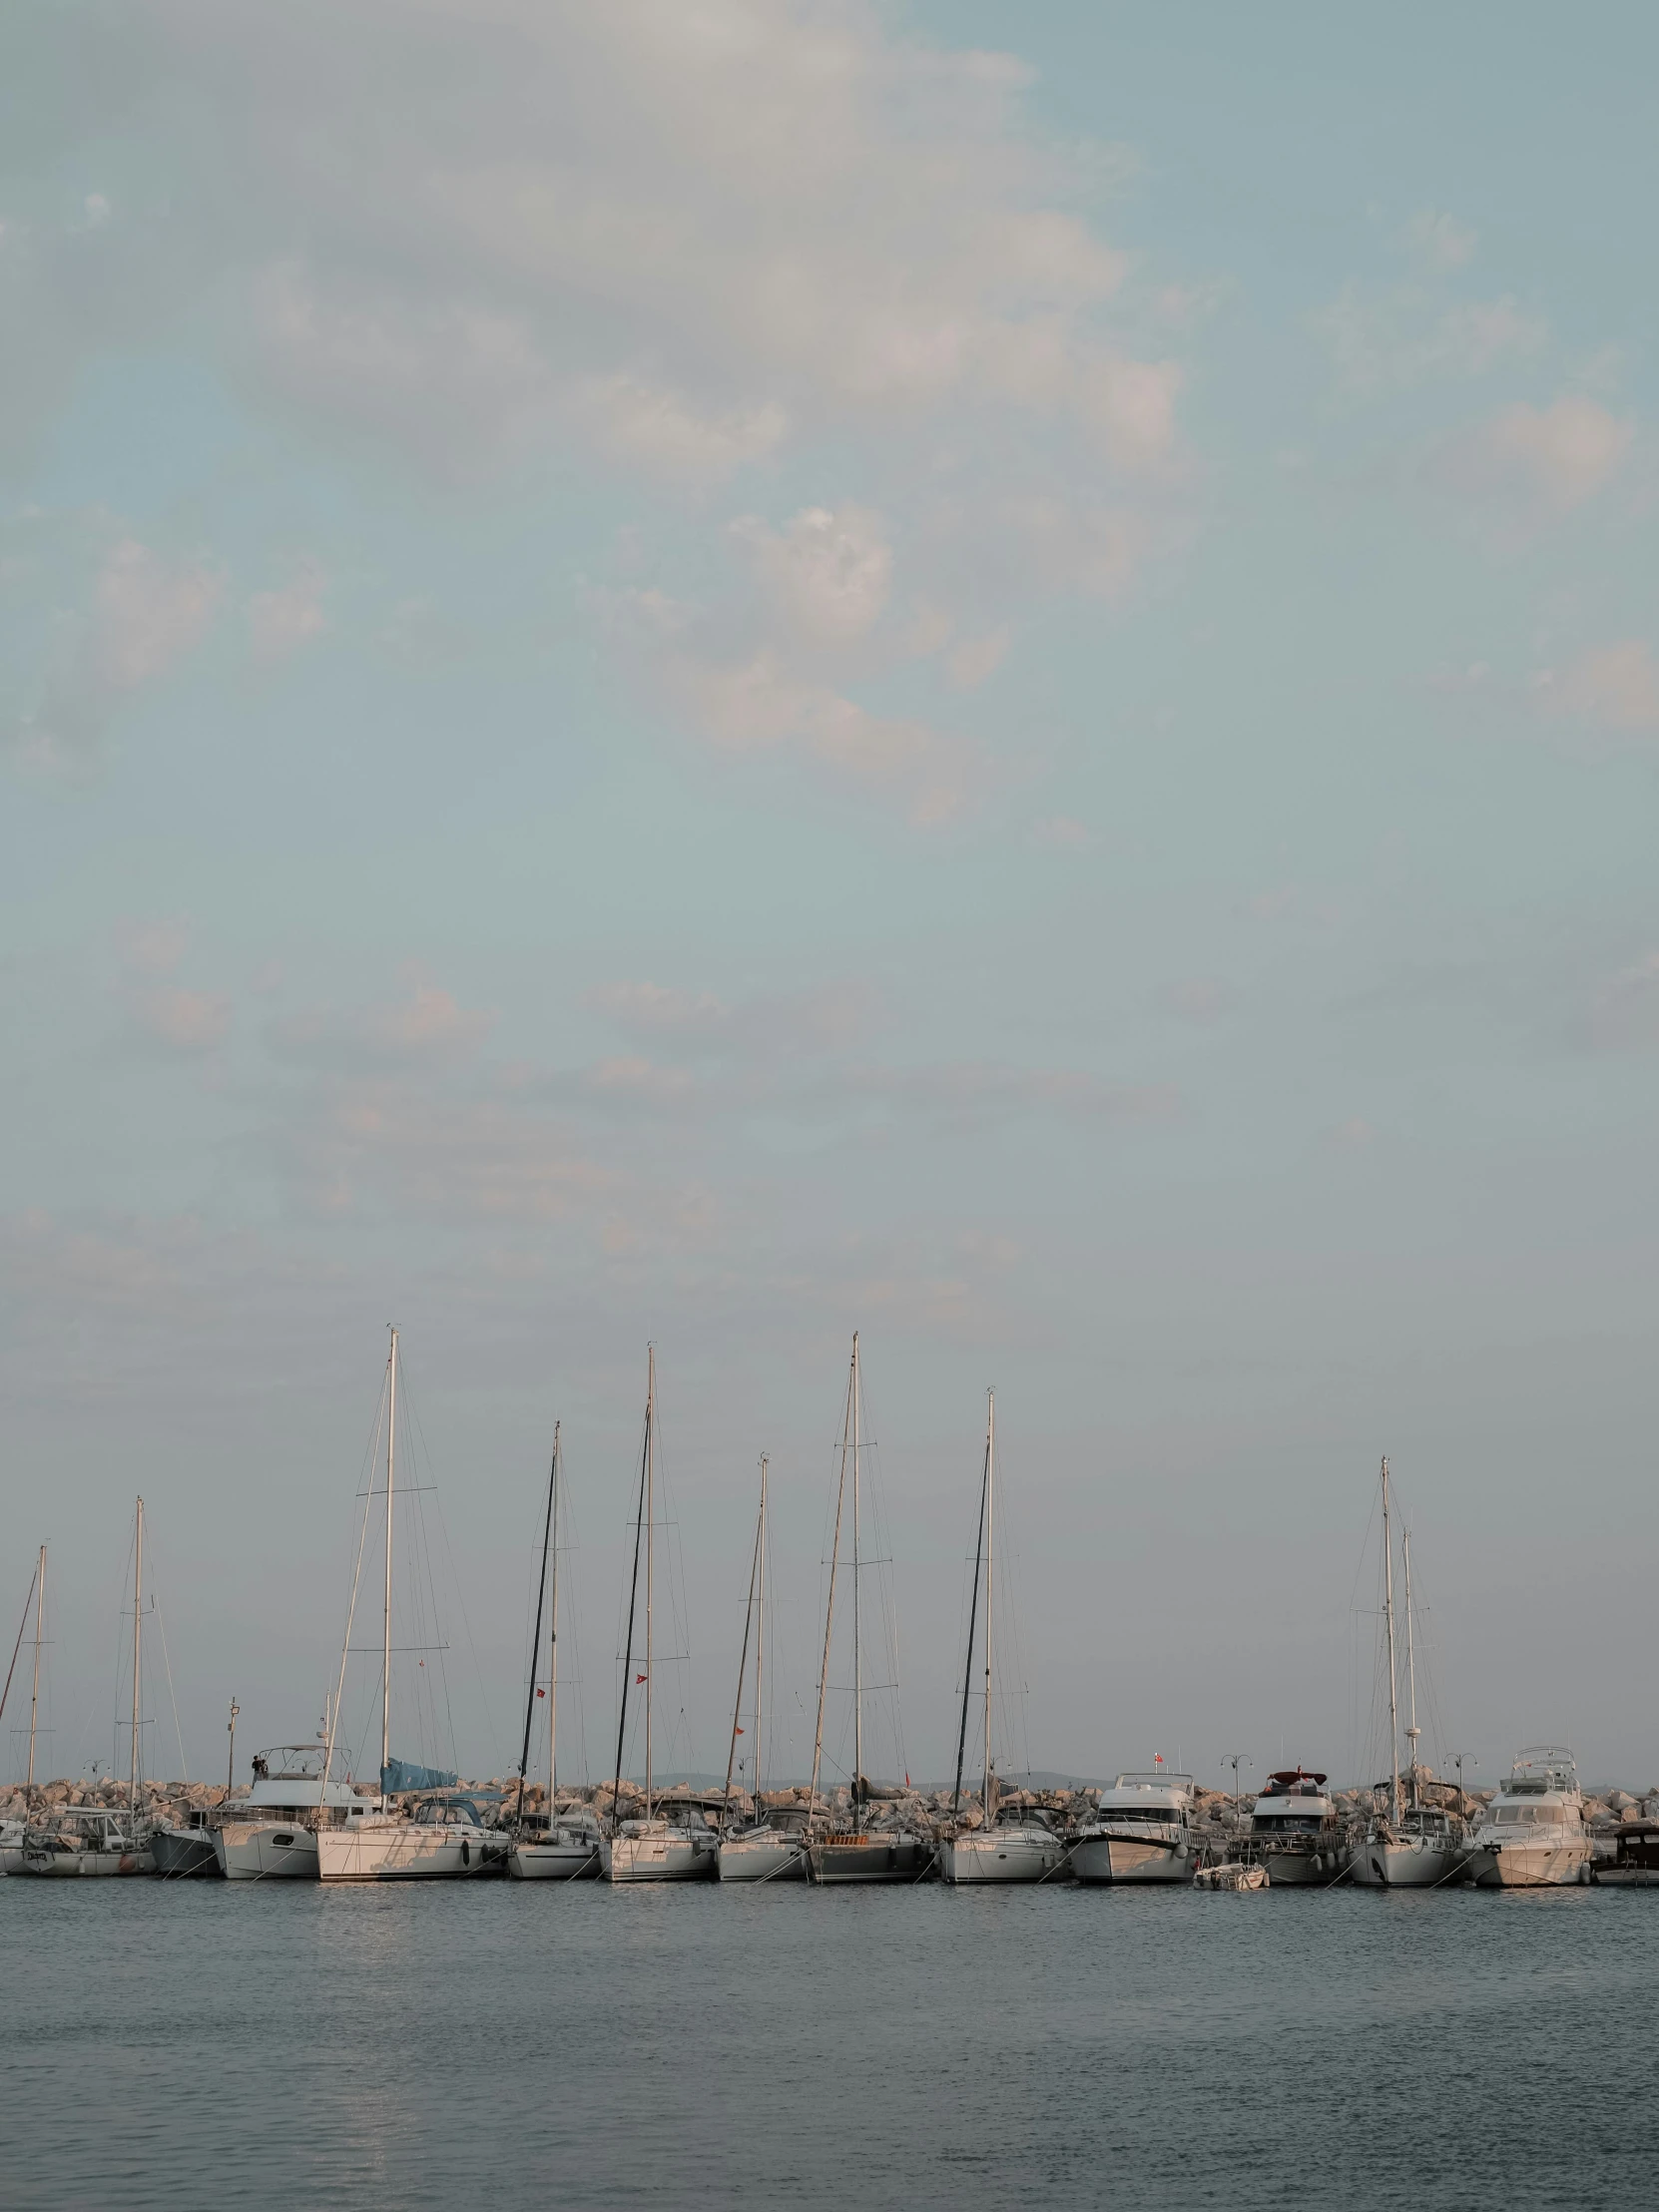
left=214, top=1746, right=383, bottom=1881
left=1071, top=1772, right=1198, bottom=1885
left=1594, top=1820, right=1659, bottom=1887
left=508, top=1805, right=604, bottom=1881
left=718, top=1804, right=810, bottom=1883
left=940, top=1801, right=1066, bottom=1885
left=603, top=1808, right=720, bottom=1883
left=1249, top=1768, right=1346, bottom=1885
left=1466, top=1748, right=1591, bottom=1888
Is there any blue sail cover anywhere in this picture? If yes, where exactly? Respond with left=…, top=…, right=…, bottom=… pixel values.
left=381, top=1755, right=459, bottom=1794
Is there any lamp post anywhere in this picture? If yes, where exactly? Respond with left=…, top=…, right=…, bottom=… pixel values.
left=1451, top=1751, right=1477, bottom=1815
left=1226, top=1753, right=1252, bottom=1825
left=227, top=1698, right=240, bottom=1793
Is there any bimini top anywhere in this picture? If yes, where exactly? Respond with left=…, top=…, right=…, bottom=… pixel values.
left=1504, top=1747, right=1578, bottom=1795
left=1261, top=1768, right=1328, bottom=1796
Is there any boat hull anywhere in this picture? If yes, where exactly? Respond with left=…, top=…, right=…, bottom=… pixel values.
left=1467, top=1842, right=1590, bottom=1889
left=508, top=1838, right=603, bottom=1881
left=19, top=1845, right=154, bottom=1877
left=151, top=1828, right=222, bottom=1879
left=1350, top=1836, right=1468, bottom=1888
left=216, top=1822, right=320, bottom=1881
left=603, top=1830, right=719, bottom=1883
left=1595, top=1867, right=1659, bottom=1887
left=316, top=1823, right=504, bottom=1881
left=940, top=1829, right=1064, bottom=1885
left=717, top=1835, right=807, bottom=1883
left=808, top=1834, right=932, bottom=1885
left=1071, top=1833, right=1191, bottom=1885
left=1260, top=1843, right=1345, bottom=1886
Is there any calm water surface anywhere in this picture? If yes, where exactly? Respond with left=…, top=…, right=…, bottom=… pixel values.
left=4, top=1878, right=1655, bottom=2208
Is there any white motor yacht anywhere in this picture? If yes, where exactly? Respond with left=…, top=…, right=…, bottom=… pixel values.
left=603, top=1809, right=720, bottom=1883
left=508, top=1806, right=604, bottom=1881
left=1071, top=1772, right=1198, bottom=1885
left=718, top=1805, right=810, bottom=1883
left=940, top=1801, right=1066, bottom=1885
left=1249, top=1768, right=1346, bottom=1885
left=216, top=1746, right=384, bottom=1881
left=1466, top=1747, right=1591, bottom=1888
left=317, top=1793, right=507, bottom=1881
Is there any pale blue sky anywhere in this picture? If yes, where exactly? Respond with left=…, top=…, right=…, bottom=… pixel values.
left=4, top=2, right=1658, bottom=1792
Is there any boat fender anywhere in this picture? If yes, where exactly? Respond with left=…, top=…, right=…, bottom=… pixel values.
left=461, top=1838, right=470, bottom=1868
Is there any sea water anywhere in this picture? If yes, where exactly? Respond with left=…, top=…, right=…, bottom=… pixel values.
left=3, top=1877, right=1655, bottom=2208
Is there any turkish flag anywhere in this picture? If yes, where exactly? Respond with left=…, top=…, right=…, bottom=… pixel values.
left=635, top=1673, right=648, bottom=1684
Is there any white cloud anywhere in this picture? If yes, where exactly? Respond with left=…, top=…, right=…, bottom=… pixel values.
left=733, top=504, right=893, bottom=647
left=1427, top=395, right=1632, bottom=515
left=132, top=985, right=232, bottom=1053
left=271, top=973, right=495, bottom=1070
left=249, top=564, right=326, bottom=660
left=946, top=628, right=1010, bottom=690
left=1535, top=641, right=1659, bottom=735
left=1402, top=209, right=1478, bottom=272
left=575, top=374, right=788, bottom=486
left=1314, top=282, right=1544, bottom=396
left=115, top=916, right=191, bottom=975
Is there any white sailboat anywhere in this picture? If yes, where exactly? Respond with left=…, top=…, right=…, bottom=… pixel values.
left=20, top=1504, right=154, bottom=1878
left=317, top=1329, right=500, bottom=1881
left=0, top=1546, right=47, bottom=1872
left=602, top=1348, right=719, bottom=1884
left=1465, top=1748, right=1591, bottom=1888
left=1350, top=1469, right=1469, bottom=1889
left=941, top=1392, right=1063, bottom=1885
left=510, top=1421, right=603, bottom=1881
left=719, top=1455, right=808, bottom=1883
left=806, top=1335, right=930, bottom=1886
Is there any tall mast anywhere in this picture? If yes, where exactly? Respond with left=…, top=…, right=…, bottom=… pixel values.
left=1381, top=1457, right=1399, bottom=1828
left=983, top=1390, right=994, bottom=1816
left=755, top=1454, right=767, bottom=1804
left=645, top=1344, right=655, bottom=1821
left=516, top=1418, right=558, bottom=1832
left=28, top=1544, right=45, bottom=1804
left=808, top=1343, right=856, bottom=1822
left=722, top=1463, right=764, bottom=1827
left=952, top=1408, right=990, bottom=1816
left=851, top=1332, right=862, bottom=1804
left=549, top=1422, right=561, bottom=1801
left=1402, top=1522, right=1419, bottom=1811
left=131, top=1497, right=144, bottom=1819
left=382, top=1327, right=398, bottom=1784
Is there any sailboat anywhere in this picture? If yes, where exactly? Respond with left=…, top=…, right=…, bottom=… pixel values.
left=805, top=1335, right=930, bottom=1885
left=719, top=1455, right=808, bottom=1883
left=602, top=1348, right=719, bottom=1883
left=1350, top=1460, right=1469, bottom=1888
left=317, top=1329, right=503, bottom=1880
left=0, top=1546, right=46, bottom=1872
left=941, top=1391, right=1064, bottom=1884
left=509, top=1421, right=602, bottom=1880
left=21, top=1505, right=154, bottom=1877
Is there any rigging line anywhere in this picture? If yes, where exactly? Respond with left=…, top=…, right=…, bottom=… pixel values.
left=398, top=1370, right=467, bottom=1768
left=611, top=1396, right=651, bottom=1824
left=517, top=1427, right=557, bottom=1829
left=0, top=1560, right=39, bottom=1723
left=150, top=1585, right=189, bottom=1784
left=322, top=1362, right=386, bottom=1794
left=953, top=1421, right=990, bottom=1815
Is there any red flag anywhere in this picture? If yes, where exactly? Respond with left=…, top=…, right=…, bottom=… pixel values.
left=904, top=1771, right=910, bottom=1787
left=535, top=1687, right=546, bottom=1699
left=735, top=1726, right=745, bottom=1735
left=635, top=1672, right=648, bottom=1684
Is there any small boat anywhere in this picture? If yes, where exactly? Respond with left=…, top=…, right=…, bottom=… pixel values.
left=1465, top=1748, right=1592, bottom=1888
left=215, top=1744, right=384, bottom=1880
left=1195, top=1859, right=1268, bottom=1892
left=19, top=1809, right=153, bottom=1877
left=511, top=1804, right=605, bottom=1881
left=600, top=1348, right=718, bottom=1883
left=0, top=1543, right=47, bottom=1867
left=507, top=1422, right=603, bottom=1882
left=315, top=1792, right=506, bottom=1881
left=1595, top=1821, right=1659, bottom=1886
left=718, top=1803, right=811, bottom=1883
left=150, top=1806, right=221, bottom=1878
left=1249, top=1768, right=1346, bottom=1885
left=1071, top=1770, right=1199, bottom=1885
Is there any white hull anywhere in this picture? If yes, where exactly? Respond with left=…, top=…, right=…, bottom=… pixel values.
left=603, top=1829, right=718, bottom=1883
left=717, top=1834, right=807, bottom=1883
left=940, top=1829, right=1065, bottom=1885
left=216, top=1822, right=320, bottom=1881
left=1350, top=1836, right=1468, bottom=1888
left=508, top=1837, right=603, bottom=1881
left=1595, top=1867, right=1659, bottom=1887
left=1468, top=1842, right=1590, bottom=1889
left=1071, top=1833, right=1191, bottom=1885
left=317, top=1822, right=501, bottom=1881
left=19, top=1845, right=154, bottom=1877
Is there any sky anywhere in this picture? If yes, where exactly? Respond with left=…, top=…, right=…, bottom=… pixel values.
left=4, top=1, right=1659, bottom=1796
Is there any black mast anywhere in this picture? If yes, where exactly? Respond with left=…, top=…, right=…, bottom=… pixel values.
left=952, top=1424, right=991, bottom=1816
left=515, top=1423, right=559, bottom=1834
left=609, top=1392, right=651, bottom=1827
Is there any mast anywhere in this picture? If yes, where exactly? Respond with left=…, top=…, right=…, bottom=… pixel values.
left=549, top=1422, right=561, bottom=1802
left=755, top=1453, right=767, bottom=1803
left=722, top=1465, right=764, bottom=1827
left=983, top=1390, right=994, bottom=1819
left=851, top=1332, right=862, bottom=1804
left=952, top=1411, right=990, bottom=1816
left=382, top=1327, right=398, bottom=1784
left=610, top=1371, right=651, bottom=1827
left=1381, top=1457, right=1399, bottom=1829
left=1402, top=1522, right=1420, bottom=1811
left=131, top=1497, right=144, bottom=1820
left=645, top=1344, right=655, bottom=1821
left=28, top=1544, right=45, bottom=1805
left=808, top=1343, right=857, bottom=1822
left=517, top=1418, right=558, bottom=1832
